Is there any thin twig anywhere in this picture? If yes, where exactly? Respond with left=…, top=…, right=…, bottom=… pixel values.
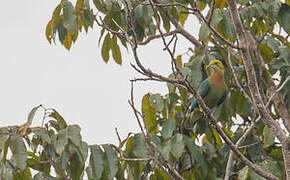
left=227, top=47, right=252, bottom=104
left=266, top=76, right=290, bottom=108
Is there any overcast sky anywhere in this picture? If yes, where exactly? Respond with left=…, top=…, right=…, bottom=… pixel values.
left=0, top=0, right=199, bottom=145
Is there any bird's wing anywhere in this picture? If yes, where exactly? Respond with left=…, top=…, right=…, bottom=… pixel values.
left=198, top=79, right=210, bottom=98
left=190, top=79, right=210, bottom=111
left=217, top=88, right=228, bottom=106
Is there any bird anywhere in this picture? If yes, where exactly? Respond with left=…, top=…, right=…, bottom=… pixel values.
left=190, top=59, right=227, bottom=112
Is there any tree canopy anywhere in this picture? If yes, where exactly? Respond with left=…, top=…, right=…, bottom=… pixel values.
left=0, top=0, right=290, bottom=179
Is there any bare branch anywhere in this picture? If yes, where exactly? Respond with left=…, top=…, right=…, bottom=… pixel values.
left=266, top=76, right=290, bottom=108
left=156, top=5, right=202, bottom=47
left=207, top=0, right=215, bottom=24
left=137, top=30, right=180, bottom=45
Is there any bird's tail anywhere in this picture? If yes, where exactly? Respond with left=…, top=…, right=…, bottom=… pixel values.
left=190, top=98, right=198, bottom=112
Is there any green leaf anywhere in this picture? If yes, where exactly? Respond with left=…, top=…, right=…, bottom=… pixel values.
left=186, top=55, right=204, bottom=89
left=162, top=119, right=176, bottom=139
left=269, top=148, right=283, bottom=160
left=278, top=3, right=290, bottom=34
left=27, top=158, right=50, bottom=174
left=238, top=166, right=250, bottom=180
left=198, top=1, right=206, bottom=11
left=167, top=73, right=176, bottom=93
left=68, top=146, right=85, bottom=180
left=9, top=136, right=27, bottom=171
left=259, top=44, right=274, bottom=63
left=54, top=129, right=68, bottom=155
left=32, top=128, right=51, bottom=144
left=67, top=125, right=82, bottom=147
left=93, top=0, right=106, bottom=13
left=62, top=0, right=77, bottom=34
left=184, top=136, right=208, bottom=176
left=160, top=11, right=170, bottom=32
left=250, top=160, right=282, bottom=179
left=210, top=10, right=223, bottom=28
left=199, top=22, right=211, bottom=42
left=131, top=134, right=149, bottom=158
left=0, top=128, right=9, bottom=152
left=13, top=167, right=32, bottom=180
left=89, top=145, right=104, bottom=180
left=142, top=93, right=157, bottom=133
left=149, top=94, right=164, bottom=112
left=27, top=105, right=41, bottom=127
left=33, top=173, right=57, bottom=180
left=221, top=11, right=236, bottom=40
left=170, top=134, right=184, bottom=159
left=102, top=144, right=118, bottom=180
left=49, top=110, right=67, bottom=131
left=101, top=33, right=111, bottom=63
left=84, top=9, right=94, bottom=27
left=111, top=35, right=122, bottom=65
left=263, top=126, right=275, bottom=148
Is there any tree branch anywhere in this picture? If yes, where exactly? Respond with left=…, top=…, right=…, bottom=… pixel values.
left=227, top=0, right=286, bottom=142
left=227, top=0, right=287, bottom=179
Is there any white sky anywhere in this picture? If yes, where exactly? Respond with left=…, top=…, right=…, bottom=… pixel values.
left=0, top=0, right=199, bottom=145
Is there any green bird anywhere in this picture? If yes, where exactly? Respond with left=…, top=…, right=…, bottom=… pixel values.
left=190, top=59, right=227, bottom=112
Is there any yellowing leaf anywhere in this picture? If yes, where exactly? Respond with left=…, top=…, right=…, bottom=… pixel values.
left=215, top=0, right=226, bottom=9
left=179, top=7, right=189, bottom=26
left=45, top=20, right=53, bottom=44
left=176, top=55, right=182, bottom=68
left=111, top=35, right=122, bottom=65
left=72, top=31, right=78, bottom=43
left=101, top=33, right=111, bottom=63
left=63, top=32, right=72, bottom=50
left=142, top=93, right=157, bottom=133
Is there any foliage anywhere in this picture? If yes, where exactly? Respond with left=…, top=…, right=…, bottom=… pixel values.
left=1, top=0, right=290, bottom=179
